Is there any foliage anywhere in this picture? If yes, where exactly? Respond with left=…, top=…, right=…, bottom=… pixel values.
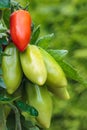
left=0, top=0, right=87, bottom=130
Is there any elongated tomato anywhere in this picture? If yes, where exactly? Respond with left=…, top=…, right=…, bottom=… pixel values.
left=10, top=10, right=31, bottom=51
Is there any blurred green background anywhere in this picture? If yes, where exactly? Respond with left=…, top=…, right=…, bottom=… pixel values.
left=17, top=0, right=87, bottom=130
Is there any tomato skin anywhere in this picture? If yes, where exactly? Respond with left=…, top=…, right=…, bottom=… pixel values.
left=39, top=47, right=67, bottom=88
left=10, top=10, right=31, bottom=52
left=25, top=82, right=53, bottom=128
left=2, top=43, right=23, bottom=94
left=49, top=87, right=70, bottom=100
left=20, top=45, right=47, bottom=85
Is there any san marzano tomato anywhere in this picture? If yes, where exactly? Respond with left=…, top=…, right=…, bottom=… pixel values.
left=10, top=10, right=31, bottom=51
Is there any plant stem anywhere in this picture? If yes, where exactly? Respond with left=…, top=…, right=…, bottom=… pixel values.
left=0, top=104, right=7, bottom=130
left=8, top=103, right=22, bottom=130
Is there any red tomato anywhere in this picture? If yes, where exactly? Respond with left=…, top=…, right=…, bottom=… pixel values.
left=10, top=10, right=32, bottom=51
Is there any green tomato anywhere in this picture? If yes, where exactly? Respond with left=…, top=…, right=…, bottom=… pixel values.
left=20, top=45, right=47, bottom=85
left=25, top=81, right=53, bottom=128
left=39, top=47, right=67, bottom=88
left=2, top=44, right=23, bottom=94
left=49, top=87, right=70, bottom=100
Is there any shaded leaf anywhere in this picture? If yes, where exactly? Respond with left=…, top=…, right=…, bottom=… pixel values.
left=0, top=51, right=11, bottom=56
left=48, top=50, right=87, bottom=87
left=0, top=21, right=7, bottom=39
left=0, top=77, right=6, bottom=88
left=36, top=33, right=54, bottom=49
left=0, top=37, right=8, bottom=45
left=15, top=0, right=29, bottom=7
left=16, top=101, right=38, bottom=117
left=30, top=25, right=40, bottom=45
left=0, top=21, right=7, bottom=32
left=3, top=8, right=11, bottom=28
left=58, top=60, right=87, bottom=86
left=0, top=10, right=2, bottom=19
left=0, top=95, right=21, bottom=104
left=47, top=49, right=68, bottom=60
left=0, top=0, right=10, bottom=9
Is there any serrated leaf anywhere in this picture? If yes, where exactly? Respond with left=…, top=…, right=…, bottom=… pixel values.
left=47, top=49, right=68, bottom=60
left=30, top=25, right=40, bottom=45
left=36, top=33, right=54, bottom=49
left=16, top=101, right=38, bottom=117
left=0, top=0, right=10, bottom=9
left=48, top=51, right=87, bottom=87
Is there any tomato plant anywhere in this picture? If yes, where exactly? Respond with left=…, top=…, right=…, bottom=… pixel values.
left=0, top=0, right=87, bottom=130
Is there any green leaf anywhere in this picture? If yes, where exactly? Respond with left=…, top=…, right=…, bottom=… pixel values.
left=15, top=0, right=29, bottom=7
left=0, top=0, right=10, bottom=9
left=0, top=10, right=2, bottom=19
left=3, top=9, right=11, bottom=28
left=0, top=33, right=7, bottom=38
left=0, top=68, right=2, bottom=74
left=16, top=101, right=38, bottom=117
left=0, top=21, right=7, bottom=32
left=58, top=60, right=87, bottom=86
left=0, top=37, right=8, bottom=45
left=0, top=95, right=21, bottom=104
left=36, top=33, right=54, bottom=49
left=30, top=25, right=40, bottom=45
left=0, top=77, right=6, bottom=88
left=0, top=21, right=7, bottom=39
left=47, top=49, right=68, bottom=60
left=0, top=51, right=11, bottom=56
left=48, top=50, right=87, bottom=87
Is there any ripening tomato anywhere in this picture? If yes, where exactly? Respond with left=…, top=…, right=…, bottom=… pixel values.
left=10, top=10, right=32, bottom=51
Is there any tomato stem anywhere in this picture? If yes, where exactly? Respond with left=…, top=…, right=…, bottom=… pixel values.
left=8, top=103, right=22, bottom=130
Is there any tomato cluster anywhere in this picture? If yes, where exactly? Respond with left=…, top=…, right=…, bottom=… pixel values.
left=1, top=9, right=70, bottom=128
